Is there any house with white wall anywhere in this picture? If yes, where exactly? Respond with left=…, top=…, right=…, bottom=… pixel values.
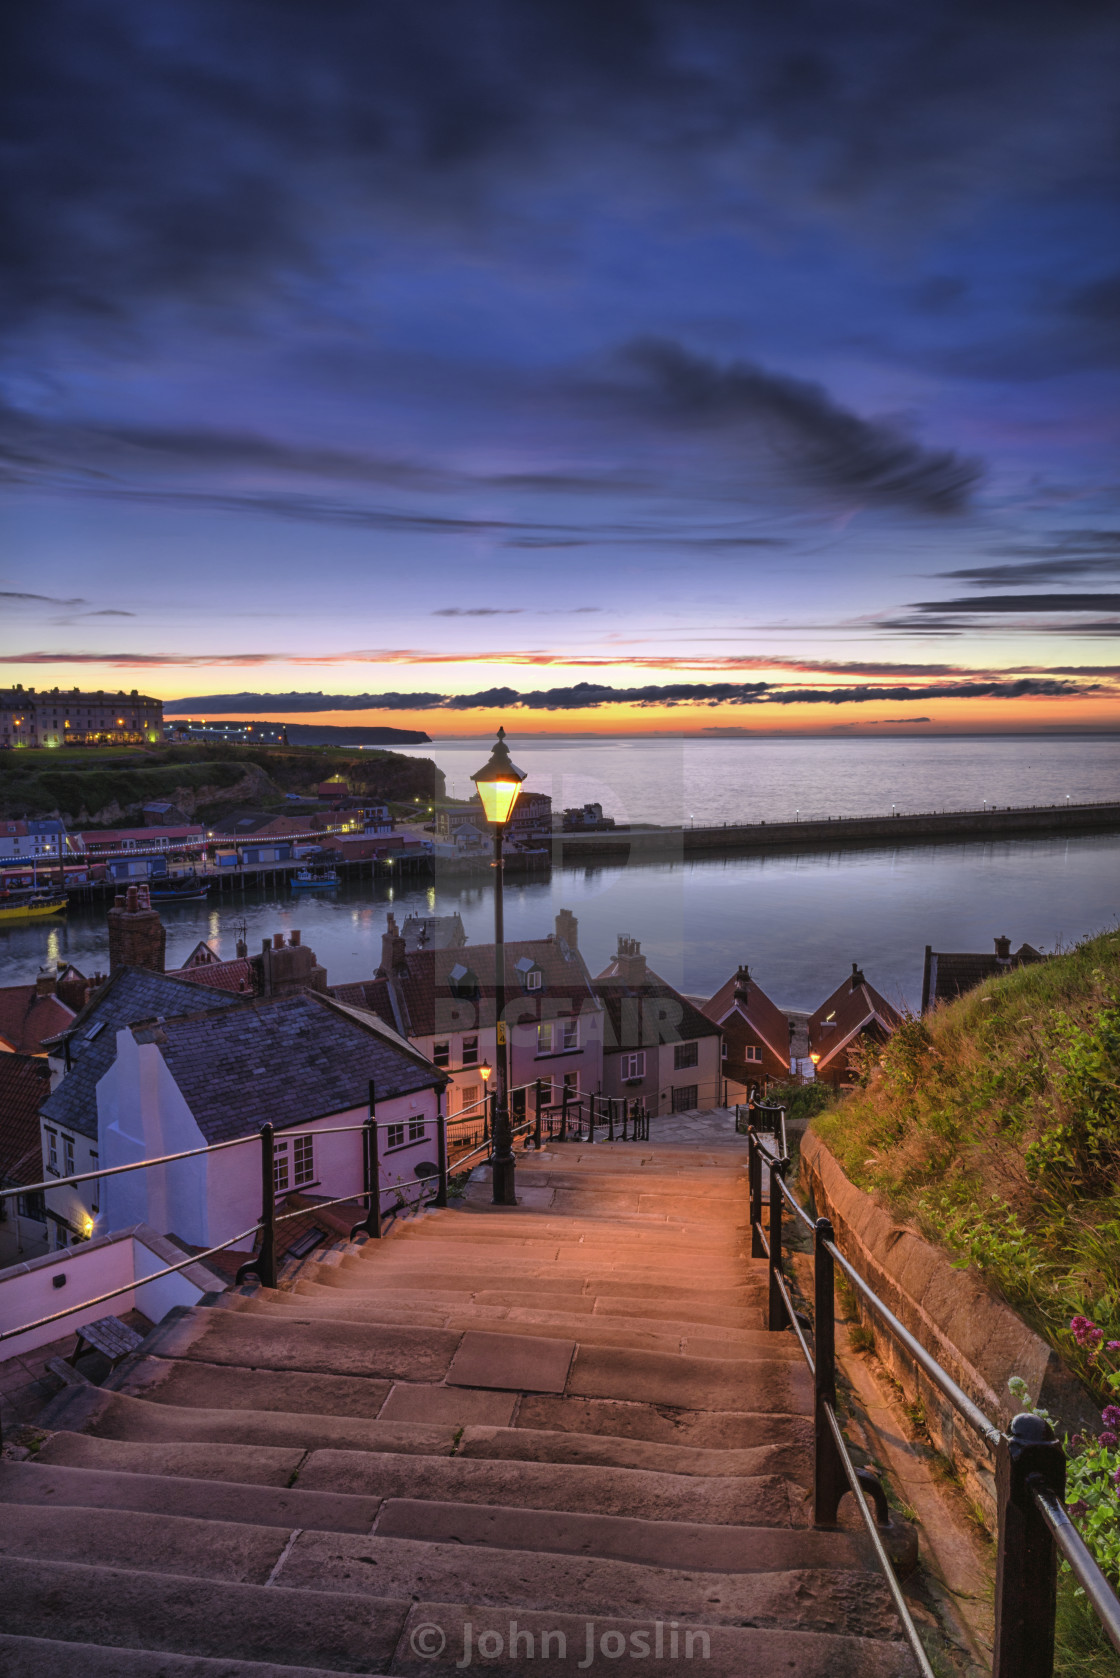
left=96, top=989, right=444, bottom=1252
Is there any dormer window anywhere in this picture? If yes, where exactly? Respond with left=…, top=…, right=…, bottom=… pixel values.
left=448, top=962, right=480, bottom=1001
left=515, top=956, right=543, bottom=993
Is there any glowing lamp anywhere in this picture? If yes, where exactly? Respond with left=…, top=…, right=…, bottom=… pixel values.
left=479, top=1061, right=493, bottom=1083
left=470, top=727, right=527, bottom=828
left=810, top=1051, right=821, bottom=1066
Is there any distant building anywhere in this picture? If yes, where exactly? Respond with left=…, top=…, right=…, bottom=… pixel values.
left=563, top=802, right=616, bottom=831
left=703, top=965, right=791, bottom=1095
left=164, top=720, right=288, bottom=745
left=0, top=819, right=70, bottom=859
left=77, top=825, right=205, bottom=854
left=808, top=964, right=902, bottom=1087
left=317, top=777, right=350, bottom=803
left=401, top=913, right=467, bottom=952
left=142, top=801, right=189, bottom=826
left=0, top=686, right=162, bottom=748
left=594, top=936, right=724, bottom=1114
left=921, top=936, right=1046, bottom=1013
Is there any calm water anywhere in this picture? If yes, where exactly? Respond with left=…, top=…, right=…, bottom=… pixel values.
left=5, top=832, right=1117, bottom=1016
left=394, top=732, right=1120, bottom=827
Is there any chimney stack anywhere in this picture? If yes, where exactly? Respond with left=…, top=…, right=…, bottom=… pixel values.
left=35, top=966, right=56, bottom=999
left=850, top=962, right=866, bottom=990
left=994, top=935, right=1012, bottom=964
left=614, top=934, right=647, bottom=986
left=107, top=884, right=166, bottom=974
left=554, top=907, right=579, bottom=951
left=733, top=964, right=751, bottom=1005
left=379, top=911, right=407, bottom=977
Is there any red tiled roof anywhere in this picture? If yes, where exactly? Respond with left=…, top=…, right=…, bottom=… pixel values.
left=170, top=959, right=256, bottom=994
left=703, top=971, right=790, bottom=1064
left=0, top=985, right=75, bottom=1055
left=0, top=1052, right=52, bottom=1182
left=808, top=970, right=902, bottom=1070
left=922, top=944, right=1045, bottom=1011
left=332, top=937, right=597, bottom=1040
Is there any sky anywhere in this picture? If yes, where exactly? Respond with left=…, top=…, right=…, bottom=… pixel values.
left=3, top=0, right=1120, bottom=737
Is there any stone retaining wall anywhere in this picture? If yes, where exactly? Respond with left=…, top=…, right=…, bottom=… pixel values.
left=800, top=1128, right=1098, bottom=1522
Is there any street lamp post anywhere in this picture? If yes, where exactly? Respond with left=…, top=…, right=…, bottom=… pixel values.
left=471, top=727, right=527, bottom=1206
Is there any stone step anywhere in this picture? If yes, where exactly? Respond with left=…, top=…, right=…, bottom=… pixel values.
left=0, top=1501, right=291, bottom=1584
left=388, top=1602, right=912, bottom=1677
left=116, top=1355, right=395, bottom=1417
left=0, top=1459, right=382, bottom=1533
left=139, top=1306, right=462, bottom=1382
left=514, top=1394, right=814, bottom=1450
left=296, top=1446, right=803, bottom=1527
left=289, top=1276, right=767, bottom=1326
left=455, top=1423, right=809, bottom=1481
left=566, top=1340, right=812, bottom=1412
left=38, top=1384, right=459, bottom=1455
left=273, top=1527, right=898, bottom=1638
left=307, top=1263, right=760, bottom=1306
left=0, top=1637, right=367, bottom=1678
left=0, top=1557, right=407, bottom=1672
left=35, top=1431, right=308, bottom=1486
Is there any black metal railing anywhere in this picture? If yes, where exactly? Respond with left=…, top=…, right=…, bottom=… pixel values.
left=747, top=1118, right=1120, bottom=1678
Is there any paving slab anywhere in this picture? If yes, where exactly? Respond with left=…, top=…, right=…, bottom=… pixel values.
left=456, top=1424, right=809, bottom=1481
left=516, top=1394, right=814, bottom=1451
left=445, top=1329, right=576, bottom=1393
left=145, top=1309, right=462, bottom=1383
left=567, top=1341, right=813, bottom=1413
left=378, top=1383, right=517, bottom=1426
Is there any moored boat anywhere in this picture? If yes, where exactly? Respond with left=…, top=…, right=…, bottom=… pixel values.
left=290, top=866, right=340, bottom=889
left=150, top=874, right=211, bottom=902
left=0, top=893, right=68, bottom=924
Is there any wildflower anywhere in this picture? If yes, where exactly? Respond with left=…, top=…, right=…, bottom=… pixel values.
left=1071, top=1315, right=1105, bottom=1351
left=1113, top=1471, right=1120, bottom=1490
left=1100, top=1431, right=1118, bottom=1447
left=1102, top=1406, right=1120, bottom=1430
left=1070, top=1498, right=1090, bottom=1518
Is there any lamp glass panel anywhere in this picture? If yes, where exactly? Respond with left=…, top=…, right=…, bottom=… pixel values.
left=476, top=778, right=522, bottom=825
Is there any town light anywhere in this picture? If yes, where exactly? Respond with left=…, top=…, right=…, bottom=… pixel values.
left=470, top=727, right=526, bottom=828
left=479, top=1061, right=492, bottom=1082
left=810, top=1051, right=821, bottom=1065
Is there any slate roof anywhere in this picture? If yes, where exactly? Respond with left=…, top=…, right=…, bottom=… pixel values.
left=0, top=1053, right=52, bottom=1185
left=0, top=984, right=74, bottom=1055
left=41, top=967, right=243, bottom=1140
left=703, top=970, right=791, bottom=1064
left=808, top=968, right=902, bottom=1072
left=333, top=937, right=599, bottom=1040
left=921, top=943, right=1045, bottom=1012
left=594, top=969, right=722, bottom=1055
left=134, top=990, right=442, bottom=1144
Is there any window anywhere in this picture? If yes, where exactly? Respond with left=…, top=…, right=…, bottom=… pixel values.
left=622, top=1051, right=646, bottom=1080
left=90, top=1151, right=99, bottom=1213
left=459, top=1084, right=480, bottom=1115
left=461, top=1035, right=479, bottom=1067
left=386, top=1122, right=406, bottom=1148
left=671, top=1084, right=698, bottom=1113
left=674, top=1041, right=698, bottom=1070
left=537, top=1021, right=553, bottom=1054
left=745, top=1045, right=762, bottom=1062
left=274, top=1142, right=290, bottom=1193
left=18, top=1191, right=46, bottom=1223
left=408, top=1117, right=425, bottom=1143
left=525, top=968, right=542, bottom=991
left=433, top=1040, right=450, bottom=1067
left=63, top=1136, right=75, bottom=1177
left=721, top=1041, right=728, bottom=1060
left=293, top=1135, right=314, bottom=1186
left=561, top=1070, right=580, bottom=1098
left=539, top=1018, right=578, bottom=1055
left=46, top=1130, right=58, bottom=1175
left=559, top=1018, right=579, bottom=1051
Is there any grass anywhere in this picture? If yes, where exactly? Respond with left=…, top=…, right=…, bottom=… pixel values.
left=811, top=928, right=1120, bottom=1406
left=1055, top=1574, right=1120, bottom=1677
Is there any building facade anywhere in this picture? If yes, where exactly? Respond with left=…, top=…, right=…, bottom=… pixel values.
left=0, top=687, right=163, bottom=749
left=594, top=937, right=724, bottom=1114
left=702, top=964, right=791, bottom=1096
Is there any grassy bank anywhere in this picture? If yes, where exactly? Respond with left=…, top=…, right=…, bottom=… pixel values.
left=0, top=743, right=443, bottom=824
left=813, top=928, right=1120, bottom=1405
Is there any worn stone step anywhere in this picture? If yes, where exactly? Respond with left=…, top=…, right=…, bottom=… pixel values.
left=514, top=1394, right=814, bottom=1450
left=387, top=1601, right=912, bottom=1677
left=455, top=1423, right=809, bottom=1481
left=39, top=1384, right=460, bottom=1456
left=0, top=1557, right=407, bottom=1673
left=274, top=1528, right=897, bottom=1637
left=35, top=1431, right=308, bottom=1487
left=140, top=1307, right=462, bottom=1382
left=567, top=1340, right=812, bottom=1412
left=115, top=1355, right=393, bottom=1417
left=0, top=1637, right=368, bottom=1678
left=297, top=1446, right=803, bottom=1527
left=0, top=1459, right=382, bottom=1533
left=0, top=1501, right=291, bottom=1584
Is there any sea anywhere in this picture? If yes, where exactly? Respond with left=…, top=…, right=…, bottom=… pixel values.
left=3, top=734, right=1117, bottom=1017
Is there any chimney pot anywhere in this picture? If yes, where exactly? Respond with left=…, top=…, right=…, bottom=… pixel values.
left=850, top=962, right=866, bottom=989
left=262, top=938, right=271, bottom=954
left=273, top=932, right=284, bottom=950
left=290, top=929, right=301, bottom=946
left=126, top=886, right=139, bottom=912
left=994, top=935, right=1012, bottom=962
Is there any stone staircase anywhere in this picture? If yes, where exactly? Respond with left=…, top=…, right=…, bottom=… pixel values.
left=0, top=1127, right=915, bottom=1676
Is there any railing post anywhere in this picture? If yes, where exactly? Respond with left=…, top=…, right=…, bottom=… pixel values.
left=435, top=1101, right=449, bottom=1208
left=350, top=1081, right=382, bottom=1239
left=236, top=1122, right=277, bottom=1287
left=560, top=1082, right=569, bottom=1141
left=767, top=1154, right=788, bottom=1330
left=588, top=1094, right=595, bottom=1144
left=608, top=1098, right=615, bottom=1142
left=813, top=1217, right=847, bottom=1527
left=534, top=1079, right=543, bottom=1150
left=748, top=1130, right=766, bottom=1258
left=992, top=1415, right=1066, bottom=1678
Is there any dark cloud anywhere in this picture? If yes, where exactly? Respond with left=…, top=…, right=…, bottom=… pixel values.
left=940, top=531, right=1120, bottom=586
left=606, top=340, right=982, bottom=513
left=165, top=676, right=1101, bottom=714
left=910, top=593, right=1120, bottom=614
left=83, top=608, right=135, bottom=617
left=3, top=2, right=1116, bottom=336
left=432, top=608, right=524, bottom=617
left=0, top=590, right=85, bottom=605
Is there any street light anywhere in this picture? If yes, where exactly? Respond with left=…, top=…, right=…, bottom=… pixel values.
left=471, top=726, right=527, bottom=1205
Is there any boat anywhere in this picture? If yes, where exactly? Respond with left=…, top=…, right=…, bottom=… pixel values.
left=290, top=866, right=340, bottom=889
left=150, top=875, right=211, bottom=902
left=0, top=893, right=68, bottom=924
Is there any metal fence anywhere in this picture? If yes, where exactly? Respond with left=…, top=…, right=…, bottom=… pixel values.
left=747, top=1108, right=1120, bottom=1677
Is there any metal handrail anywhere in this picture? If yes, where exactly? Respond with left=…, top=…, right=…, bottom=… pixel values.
left=0, top=1130, right=257, bottom=1204
left=1033, top=1485, right=1120, bottom=1657
left=0, top=1220, right=264, bottom=1345
left=823, top=1236, right=1002, bottom=1450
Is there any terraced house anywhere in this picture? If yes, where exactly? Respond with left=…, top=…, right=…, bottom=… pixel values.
left=0, top=686, right=163, bottom=748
